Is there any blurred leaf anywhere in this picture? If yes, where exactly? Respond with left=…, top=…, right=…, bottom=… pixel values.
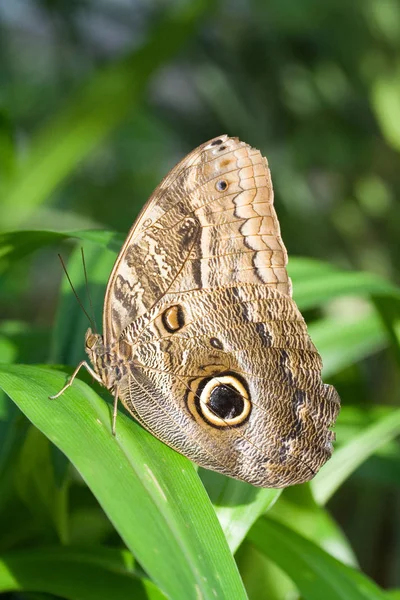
left=200, top=469, right=281, bottom=553
left=0, top=0, right=213, bottom=230
left=0, top=110, right=16, bottom=187
left=195, top=65, right=260, bottom=143
left=50, top=240, right=117, bottom=366
left=0, top=320, right=32, bottom=526
left=309, top=311, right=388, bottom=377
left=288, top=258, right=400, bottom=311
left=356, top=452, right=400, bottom=488
left=0, top=408, right=30, bottom=516
left=0, top=230, right=122, bottom=274
left=269, top=484, right=357, bottom=567
left=0, top=546, right=165, bottom=600
left=237, top=542, right=297, bottom=600
left=69, top=506, right=115, bottom=547
left=312, top=408, right=400, bottom=505
left=248, top=517, right=387, bottom=600
left=373, top=295, right=400, bottom=366
left=0, top=231, right=70, bottom=273
left=0, top=321, right=49, bottom=365
left=14, top=427, right=69, bottom=543
left=371, top=66, right=400, bottom=153
left=332, top=406, right=400, bottom=488
left=0, top=364, right=247, bottom=600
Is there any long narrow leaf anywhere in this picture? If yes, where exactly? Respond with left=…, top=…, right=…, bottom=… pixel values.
left=312, top=409, right=400, bottom=505
left=309, top=312, right=388, bottom=377
left=0, top=365, right=247, bottom=600
left=0, top=546, right=165, bottom=600
left=200, top=470, right=281, bottom=553
left=288, top=258, right=400, bottom=310
left=248, top=517, right=386, bottom=600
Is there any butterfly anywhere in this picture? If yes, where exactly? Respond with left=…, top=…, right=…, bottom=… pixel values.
left=51, top=135, right=340, bottom=488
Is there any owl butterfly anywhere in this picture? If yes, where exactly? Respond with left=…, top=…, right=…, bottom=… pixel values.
left=52, top=135, right=340, bottom=488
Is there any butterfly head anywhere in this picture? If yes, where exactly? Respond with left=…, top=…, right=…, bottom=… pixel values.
left=84, top=329, right=111, bottom=388
left=85, top=328, right=103, bottom=353
left=84, top=328, right=131, bottom=392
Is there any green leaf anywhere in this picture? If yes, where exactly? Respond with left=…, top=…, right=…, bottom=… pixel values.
left=0, top=0, right=213, bottom=230
left=311, top=408, right=400, bottom=505
left=0, top=230, right=122, bottom=274
left=14, top=427, right=69, bottom=543
left=49, top=240, right=117, bottom=365
left=288, top=258, right=400, bottom=310
left=268, top=484, right=357, bottom=567
left=371, top=66, right=400, bottom=153
left=248, top=517, right=386, bottom=600
left=0, top=364, right=247, bottom=600
left=309, top=311, right=388, bottom=377
left=0, top=231, right=70, bottom=273
left=372, top=295, right=400, bottom=366
left=200, top=469, right=281, bottom=553
left=237, top=542, right=296, bottom=600
left=0, top=546, right=165, bottom=600
left=331, top=406, right=400, bottom=487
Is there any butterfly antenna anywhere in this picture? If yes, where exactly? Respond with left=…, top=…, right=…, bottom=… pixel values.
left=81, top=247, right=98, bottom=333
left=58, top=253, right=96, bottom=331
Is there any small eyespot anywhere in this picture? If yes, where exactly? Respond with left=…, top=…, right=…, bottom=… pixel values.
left=219, top=145, right=227, bottom=151
left=210, top=337, right=223, bottom=350
left=211, top=139, right=223, bottom=146
left=188, top=373, right=251, bottom=428
left=161, top=305, right=185, bottom=333
left=216, top=180, right=228, bottom=192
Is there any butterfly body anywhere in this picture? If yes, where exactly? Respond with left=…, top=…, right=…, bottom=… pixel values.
left=64, top=135, right=340, bottom=488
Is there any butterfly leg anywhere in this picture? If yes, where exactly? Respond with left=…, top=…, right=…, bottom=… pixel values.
left=49, top=361, right=102, bottom=399
left=112, top=387, right=119, bottom=436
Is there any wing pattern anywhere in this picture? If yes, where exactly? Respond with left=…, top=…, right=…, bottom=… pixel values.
left=103, top=135, right=290, bottom=345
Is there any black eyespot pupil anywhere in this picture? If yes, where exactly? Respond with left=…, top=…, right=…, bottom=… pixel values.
left=211, top=139, right=223, bottom=146
left=219, top=145, right=226, bottom=151
left=210, top=337, right=223, bottom=349
left=216, top=180, right=227, bottom=192
left=209, top=385, right=244, bottom=420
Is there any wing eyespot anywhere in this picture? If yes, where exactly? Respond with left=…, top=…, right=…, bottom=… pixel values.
left=161, top=305, right=185, bottom=333
left=210, top=337, right=224, bottom=350
left=187, top=373, right=251, bottom=428
left=216, top=179, right=228, bottom=192
left=211, top=139, right=223, bottom=146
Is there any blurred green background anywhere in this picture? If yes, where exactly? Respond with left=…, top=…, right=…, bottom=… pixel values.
left=1, top=0, right=400, bottom=598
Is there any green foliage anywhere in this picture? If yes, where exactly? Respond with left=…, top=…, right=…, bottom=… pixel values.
left=247, top=518, right=387, bottom=600
left=0, top=364, right=246, bottom=600
left=0, top=1, right=399, bottom=599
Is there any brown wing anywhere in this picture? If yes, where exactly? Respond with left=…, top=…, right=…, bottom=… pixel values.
left=103, top=135, right=291, bottom=346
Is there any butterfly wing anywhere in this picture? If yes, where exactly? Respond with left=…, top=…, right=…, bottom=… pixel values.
left=103, top=135, right=340, bottom=487
left=116, top=282, right=339, bottom=487
left=103, top=135, right=290, bottom=346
